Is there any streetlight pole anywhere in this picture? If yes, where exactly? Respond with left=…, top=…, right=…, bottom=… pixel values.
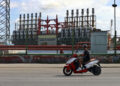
left=112, top=0, right=117, bottom=56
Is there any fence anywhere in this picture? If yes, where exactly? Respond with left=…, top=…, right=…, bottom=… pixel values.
left=0, top=37, right=119, bottom=55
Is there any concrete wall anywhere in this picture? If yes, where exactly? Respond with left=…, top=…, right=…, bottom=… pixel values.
left=0, top=55, right=120, bottom=63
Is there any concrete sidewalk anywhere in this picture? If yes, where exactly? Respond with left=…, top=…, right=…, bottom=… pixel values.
left=0, top=64, right=120, bottom=68
left=101, top=64, right=120, bottom=68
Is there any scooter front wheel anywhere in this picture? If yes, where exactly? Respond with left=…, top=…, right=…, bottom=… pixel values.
left=63, top=67, right=72, bottom=76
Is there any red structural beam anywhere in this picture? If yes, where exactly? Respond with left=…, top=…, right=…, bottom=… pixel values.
left=0, top=45, right=120, bottom=50
left=0, top=45, right=90, bottom=50
left=37, top=15, right=66, bottom=35
left=116, top=46, right=120, bottom=50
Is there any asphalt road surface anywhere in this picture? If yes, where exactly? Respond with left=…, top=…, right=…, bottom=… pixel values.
left=0, top=65, right=120, bottom=86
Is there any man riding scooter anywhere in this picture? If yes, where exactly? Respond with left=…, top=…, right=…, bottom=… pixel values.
left=76, top=45, right=90, bottom=71
left=63, top=45, right=101, bottom=76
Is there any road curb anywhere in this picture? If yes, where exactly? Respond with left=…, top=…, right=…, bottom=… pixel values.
left=0, top=64, right=119, bottom=68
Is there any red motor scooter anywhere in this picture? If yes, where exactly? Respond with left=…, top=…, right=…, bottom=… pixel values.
left=63, top=54, right=101, bottom=76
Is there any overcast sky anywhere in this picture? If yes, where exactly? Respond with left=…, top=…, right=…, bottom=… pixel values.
left=10, top=0, right=120, bottom=35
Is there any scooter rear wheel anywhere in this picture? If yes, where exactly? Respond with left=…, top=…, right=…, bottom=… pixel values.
left=91, top=65, right=101, bottom=76
left=63, top=67, right=72, bottom=76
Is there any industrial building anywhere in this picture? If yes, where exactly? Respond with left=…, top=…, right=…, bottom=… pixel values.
left=12, top=8, right=99, bottom=45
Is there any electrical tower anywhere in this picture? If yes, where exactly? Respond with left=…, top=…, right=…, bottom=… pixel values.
left=0, top=0, right=10, bottom=44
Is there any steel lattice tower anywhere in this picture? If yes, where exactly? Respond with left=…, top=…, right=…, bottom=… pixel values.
left=0, top=0, right=10, bottom=44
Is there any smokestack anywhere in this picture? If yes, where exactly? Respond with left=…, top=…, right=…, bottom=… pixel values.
left=31, top=13, right=33, bottom=19
left=19, top=14, right=22, bottom=30
left=81, top=9, right=84, bottom=27
left=76, top=9, right=79, bottom=27
left=38, top=13, right=42, bottom=35
left=27, top=14, right=29, bottom=30
left=87, top=8, right=89, bottom=27
left=15, top=23, right=17, bottom=31
left=71, top=10, right=74, bottom=27
left=35, top=13, right=37, bottom=30
left=92, top=8, right=95, bottom=28
left=39, top=12, right=41, bottom=18
left=66, top=10, right=69, bottom=27
left=35, top=13, right=37, bottom=18
left=23, top=14, right=25, bottom=30
left=31, top=13, right=33, bottom=30
left=92, top=8, right=94, bottom=14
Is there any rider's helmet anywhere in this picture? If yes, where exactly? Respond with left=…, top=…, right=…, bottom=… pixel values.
left=72, top=54, right=78, bottom=58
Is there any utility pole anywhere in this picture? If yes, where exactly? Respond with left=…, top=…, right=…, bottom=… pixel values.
left=112, top=0, right=117, bottom=56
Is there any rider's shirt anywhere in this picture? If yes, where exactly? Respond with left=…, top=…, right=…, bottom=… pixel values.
left=83, top=50, right=90, bottom=62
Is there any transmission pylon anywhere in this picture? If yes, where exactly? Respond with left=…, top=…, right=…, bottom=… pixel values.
left=0, top=0, right=10, bottom=44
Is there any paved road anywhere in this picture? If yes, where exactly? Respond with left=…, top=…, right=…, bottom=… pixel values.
left=0, top=65, right=120, bottom=86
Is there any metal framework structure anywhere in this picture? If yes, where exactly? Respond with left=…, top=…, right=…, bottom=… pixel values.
left=38, top=15, right=60, bottom=35
left=0, top=0, right=10, bottom=44
left=64, top=8, right=96, bottom=29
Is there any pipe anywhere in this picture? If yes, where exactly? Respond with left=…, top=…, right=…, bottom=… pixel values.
left=38, top=13, right=41, bottom=35
left=47, top=16, right=49, bottom=34
left=27, top=14, right=29, bottom=30
left=92, top=8, right=95, bottom=28
left=35, top=13, right=37, bottom=30
left=56, top=15, right=58, bottom=35
left=81, top=9, right=84, bottom=27
left=66, top=10, right=69, bottom=28
left=87, top=8, right=89, bottom=27
left=23, top=14, right=25, bottom=30
left=15, top=23, right=17, bottom=31
left=76, top=9, right=79, bottom=27
left=71, top=10, right=74, bottom=27
left=19, top=14, right=22, bottom=30
left=31, top=13, right=33, bottom=30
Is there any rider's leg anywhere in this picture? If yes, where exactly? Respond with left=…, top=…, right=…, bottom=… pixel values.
left=82, top=58, right=87, bottom=69
left=74, top=60, right=79, bottom=70
left=76, top=67, right=82, bottom=71
left=76, top=60, right=82, bottom=71
left=82, top=64, right=86, bottom=69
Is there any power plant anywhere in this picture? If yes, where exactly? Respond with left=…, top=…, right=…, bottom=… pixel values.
left=12, top=8, right=99, bottom=45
